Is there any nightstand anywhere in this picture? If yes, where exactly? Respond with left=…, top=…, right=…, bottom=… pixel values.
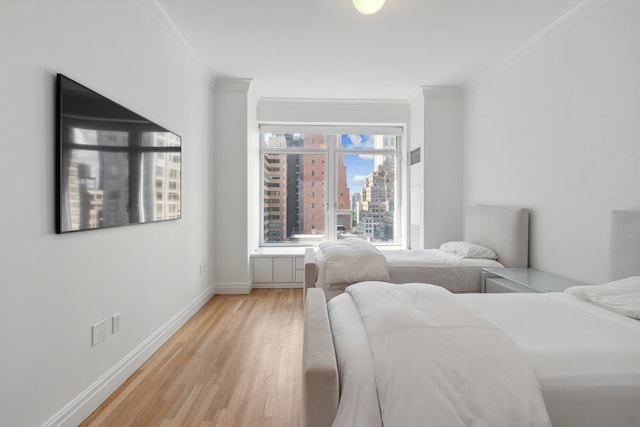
left=482, top=267, right=583, bottom=293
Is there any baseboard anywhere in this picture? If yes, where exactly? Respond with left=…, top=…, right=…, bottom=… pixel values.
left=42, top=284, right=216, bottom=427
left=213, top=282, right=252, bottom=294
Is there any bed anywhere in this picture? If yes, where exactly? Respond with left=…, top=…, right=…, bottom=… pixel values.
left=304, top=206, right=530, bottom=300
left=302, top=210, right=640, bottom=427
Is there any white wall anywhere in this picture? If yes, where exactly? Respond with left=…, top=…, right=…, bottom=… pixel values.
left=409, top=87, right=464, bottom=249
left=409, top=92, right=425, bottom=249
left=464, top=0, right=640, bottom=283
left=212, top=78, right=254, bottom=293
left=257, top=98, right=409, bottom=125
left=0, top=1, right=214, bottom=425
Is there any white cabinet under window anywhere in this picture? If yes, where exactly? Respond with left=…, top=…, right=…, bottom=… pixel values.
left=273, top=257, right=294, bottom=282
left=252, top=257, right=275, bottom=283
left=295, top=256, right=304, bottom=283
left=251, top=254, right=304, bottom=287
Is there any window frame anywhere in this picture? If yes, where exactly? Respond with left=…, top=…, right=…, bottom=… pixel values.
left=259, top=125, right=404, bottom=247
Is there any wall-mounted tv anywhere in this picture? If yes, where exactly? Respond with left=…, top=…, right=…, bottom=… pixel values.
left=55, top=74, right=182, bottom=233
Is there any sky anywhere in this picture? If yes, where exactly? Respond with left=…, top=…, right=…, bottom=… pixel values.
left=341, top=134, right=375, bottom=194
left=344, top=154, right=373, bottom=194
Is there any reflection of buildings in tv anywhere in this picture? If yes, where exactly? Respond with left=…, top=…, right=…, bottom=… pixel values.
left=64, top=129, right=180, bottom=230
left=100, top=149, right=129, bottom=228
left=145, top=132, right=181, bottom=221
left=66, top=150, right=81, bottom=230
left=65, top=152, right=104, bottom=230
left=165, top=133, right=182, bottom=220
left=96, top=131, right=181, bottom=226
left=85, top=189, right=103, bottom=229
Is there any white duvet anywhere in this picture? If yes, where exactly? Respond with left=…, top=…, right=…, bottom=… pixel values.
left=317, top=245, right=503, bottom=294
left=319, top=239, right=390, bottom=289
left=382, top=248, right=461, bottom=266
left=382, top=248, right=503, bottom=268
left=328, top=282, right=551, bottom=427
left=459, top=291, right=640, bottom=427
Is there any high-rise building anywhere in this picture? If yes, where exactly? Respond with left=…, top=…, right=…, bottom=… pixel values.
left=357, top=137, right=396, bottom=241
left=301, top=135, right=325, bottom=235
left=336, top=143, right=352, bottom=232
left=285, top=138, right=300, bottom=238
left=262, top=133, right=351, bottom=242
left=300, top=135, right=351, bottom=235
left=263, top=135, right=288, bottom=243
left=351, top=192, right=361, bottom=229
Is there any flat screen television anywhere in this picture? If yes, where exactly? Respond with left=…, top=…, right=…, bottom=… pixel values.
left=55, top=74, right=182, bottom=233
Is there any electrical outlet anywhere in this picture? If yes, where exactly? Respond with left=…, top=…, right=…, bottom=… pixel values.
left=112, top=313, right=120, bottom=333
left=92, top=319, right=108, bottom=346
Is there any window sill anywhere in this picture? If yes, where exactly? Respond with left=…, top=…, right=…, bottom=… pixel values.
left=252, top=244, right=406, bottom=256
left=252, top=247, right=311, bottom=256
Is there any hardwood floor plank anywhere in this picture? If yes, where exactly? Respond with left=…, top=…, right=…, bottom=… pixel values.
left=80, top=289, right=303, bottom=427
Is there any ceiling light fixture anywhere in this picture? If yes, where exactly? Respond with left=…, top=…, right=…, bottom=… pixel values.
left=353, top=0, right=385, bottom=15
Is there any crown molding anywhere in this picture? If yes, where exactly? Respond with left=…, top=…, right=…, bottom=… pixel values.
left=214, top=78, right=254, bottom=93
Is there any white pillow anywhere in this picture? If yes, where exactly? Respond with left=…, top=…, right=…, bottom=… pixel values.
left=565, top=276, right=640, bottom=319
left=439, top=241, right=498, bottom=260
left=320, top=238, right=390, bottom=289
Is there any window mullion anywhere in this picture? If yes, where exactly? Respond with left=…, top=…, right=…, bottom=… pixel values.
left=326, top=136, right=337, bottom=241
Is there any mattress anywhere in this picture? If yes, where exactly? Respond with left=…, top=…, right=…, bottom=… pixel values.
left=458, top=292, right=640, bottom=427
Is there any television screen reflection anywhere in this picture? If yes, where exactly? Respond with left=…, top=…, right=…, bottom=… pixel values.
left=56, top=74, right=181, bottom=233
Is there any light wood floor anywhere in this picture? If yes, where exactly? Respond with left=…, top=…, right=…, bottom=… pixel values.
left=81, top=288, right=303, bottom=427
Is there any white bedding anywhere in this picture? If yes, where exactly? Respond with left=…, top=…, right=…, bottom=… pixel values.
left=565, top=276, right=640, bottom=319
left=328, top=282, right=551, bottom=427
left=316, top=247, right=503, bottom=294
left=327, top=292, right=382, bottom=427
left=318, top=239, right=390, bottom=289
left=459, top=292, right=640, bottom=427
left=384, top=249, right=503, bottom=292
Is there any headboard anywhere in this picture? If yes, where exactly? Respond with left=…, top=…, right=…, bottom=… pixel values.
left=464, top=206, right=529, bottom=268
left=610, top=210, right=640, bottom=280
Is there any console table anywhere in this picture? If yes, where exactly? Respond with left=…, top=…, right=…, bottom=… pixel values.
left=482, top=267, right=584, bottom=293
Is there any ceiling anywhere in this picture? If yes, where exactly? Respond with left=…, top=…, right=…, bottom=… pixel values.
left=156, top=0, right=584, bottom=100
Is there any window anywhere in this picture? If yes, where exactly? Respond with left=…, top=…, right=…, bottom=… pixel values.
left=259, top=126, right=402, bottom=246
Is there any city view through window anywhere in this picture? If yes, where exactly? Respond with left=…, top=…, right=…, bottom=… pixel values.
left=261, top=132, right=400, bottom=245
